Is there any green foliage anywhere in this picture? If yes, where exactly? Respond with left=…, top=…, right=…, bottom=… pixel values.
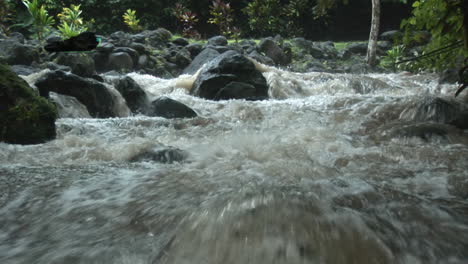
left=173, top=3, right=200, bottom=39
left=401, top=0, right=466, bottom=71
left=0, top=0, right=14, bottom=35
left=208, top=0, right=239, bottom=39
left=242, top=0, right=309, bottom=37
left=379, top=45, right=405, bottom=71
left=57, top=4, right=88, bottom=38
left=22, top=0, right=55, bottom=40
left=123, top=9, right=142, bottom=33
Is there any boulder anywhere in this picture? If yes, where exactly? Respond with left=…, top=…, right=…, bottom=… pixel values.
left=186, top=43, right=204, bottom=58
left=399, top=96, right=468, bottom=129
left=108, top=52, right=134, bottom=71
left=258, top=38, right=290, bottom=66
left=174, top=48, right=192, bottom=68
left=129, top=146, right=188, bottom=163
left=208, top=35, right=228, bottom=46
left=35, top=70, right=118, bottom=118
left=113, top=47, right=139, bottom=66
left=55, top=53, right=95, bottom=77
left=0, top=63, right=57, bottom=144
left=183, top=48, right=220, bottom=74
left=113, top=76, right=149, bottom=113
left=145, top=28, right=172, bottom=48
left=0, top=39, right=40, bottom=65
left=172, top=37, right=190, bottom=46
left=191, top=51, right=269, bottom=101
left=49, top=92, right=91, bottom=118
left=148, top=96, right=198, bottom=119
left=247, top=50, right=275, bottom=66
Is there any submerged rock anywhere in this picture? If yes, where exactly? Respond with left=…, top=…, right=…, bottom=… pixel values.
left=191, top=51, right=269, bottom=101
left=148, top=96, right=198, bottom=119
left=49, top=92, right=91, bottom=118
left=0, top=63, right=57, bottom=144
left=35, top=70, right=118, bottom=118
left=129, top=146, right=188, bottom=163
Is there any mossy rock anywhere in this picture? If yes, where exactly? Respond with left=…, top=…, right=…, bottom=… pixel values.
left=0, top=63, right=57, bottom=144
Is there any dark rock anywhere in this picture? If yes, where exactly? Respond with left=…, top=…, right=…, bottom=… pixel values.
left=35, top=70, right=118, bottom=118
left=130, top=42, right=146, bottom=54
left=96, top=42, right=115, bottom=53
left=174, top=48, right=192, bottom=68
left=186, top=43, right=204, bottom=58
left=191, top=51, right=269, bottom=101
left=113, top=76, right=148, bottom=113
left=341, top=43, right=368, bottom=60
left=91, top=74, right=104, bottom=82
left=55, top=53, right=95, bottom=77
left=308, top=46, right=326, bottom=59
left=172, top=37, right=190, bottom=46
left=93, top=52, right=110, bottom=72
left=148, top=96, right=197, bottom=119
left=205, top=45, right=231, bottom=54
left=183, top=48, right=220, bottom=74
left=0, top=41, right=40, bottom=65
left=109, top=31, right=132, bottom=47
left=258, top=38, right=290, bottom=65
left=49, top=92, right=91, bottom=118
left=247, top=50, right=275, bottom=66
left=129, top=146, right=188, bottom=163
left=108, top=52, right=134, bottom=71
left=0, top=63, right=57, bottom=144
left=378, top=41, right=393, bottom=51
left=146, top=28, right=172, bottom=47
left=208, top=35, right=228, bottom=46
left=214, top=82, right=257, bottom=100
left=113, top=47, right=139, bottom=66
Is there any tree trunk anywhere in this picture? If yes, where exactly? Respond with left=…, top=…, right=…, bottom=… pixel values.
left=366, top=0, right=380, bottom=67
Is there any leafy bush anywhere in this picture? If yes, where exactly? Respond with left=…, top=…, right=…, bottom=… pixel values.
left=57, top=4, right=88, bottom=38
left=173, top=3, right=200, bottom=39
left=208, top=0, right=239, bottom=39
left=379, top=45, right=405, bottom=71
left=22, top=0, right=55, bottom=40
left=123, top=9, right=142, bottom=33
left=401, top=0, right=466, bottom=71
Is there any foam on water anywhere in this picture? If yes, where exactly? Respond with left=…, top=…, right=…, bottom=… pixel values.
left=1, top=65, right=468, bottom=263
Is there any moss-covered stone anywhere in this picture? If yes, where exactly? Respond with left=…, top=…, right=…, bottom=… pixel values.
left=0, top=63, right=57, bottom=144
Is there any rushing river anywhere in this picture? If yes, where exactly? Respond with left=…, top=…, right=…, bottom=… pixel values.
left=1, top=66, right=468, bottom=264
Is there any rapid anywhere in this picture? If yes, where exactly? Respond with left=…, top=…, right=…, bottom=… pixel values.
left=1, top=66, right=468, bottom=264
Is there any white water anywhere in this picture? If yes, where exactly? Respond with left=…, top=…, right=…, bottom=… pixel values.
left=1, top=68, right=468, bottom=264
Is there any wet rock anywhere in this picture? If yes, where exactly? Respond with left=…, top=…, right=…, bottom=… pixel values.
left=247, top=50, right=275, bottom=66
left=129, top=146, right=188, bottom=163
left=148, top=96, right=197, bottom=119
left=186, top=43, right=204, bottom=58
left=183, top=48, right=220, bottom=74
left=113, top=76, right=148, bottom=114
left=258, top=38, right=290, bottom=66
left=0, top=63, right=57, bottom=144
left=172, top=37, right=189, bottom=46
left=129, top=42, right=146, bottom=54
left=49, top=92, right=91, bottom=118
left=146, top=28, right=172, bottom=48
left=55, top=53, right=95, bottom=77
left=399, top=96, right=467, bottom=129
left=174, top=48, right=192, bottom=68
left=41, top=62, right=71, bottom=72
left=95, top=42, right=115, bottom=53
left=0, top=39, right=40, bottom=65
left=208, top=35, right=228, bottom=46
left=108, top=52, right=134, bottom=71
left=35, top=70, right=118, bottom=118
left=114, top=47, right=139, bottom=66
left=191, top=51, right=269, bottom=101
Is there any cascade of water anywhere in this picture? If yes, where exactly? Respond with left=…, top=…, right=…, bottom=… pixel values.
left=1, top=66, right=467, bottom=264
